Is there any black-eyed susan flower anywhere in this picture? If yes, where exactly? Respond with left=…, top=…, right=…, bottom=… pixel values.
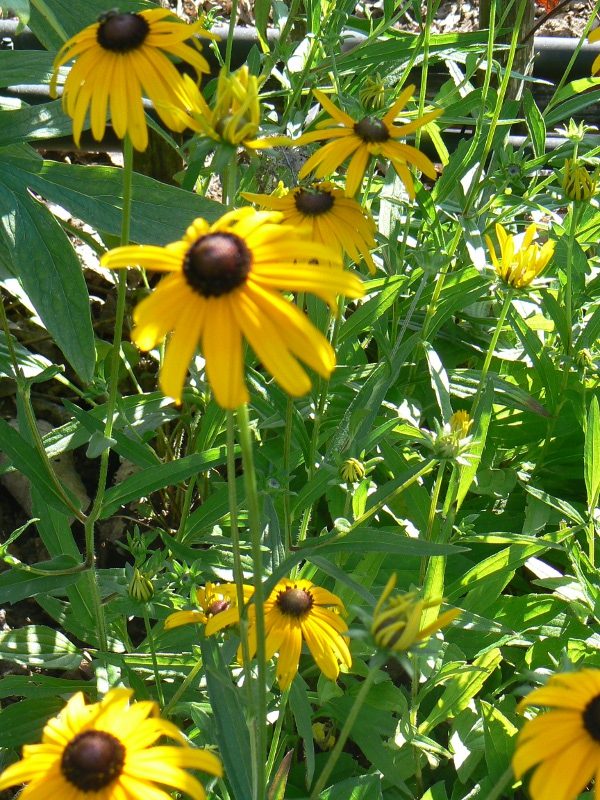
left=183, top=65, right=291, bottom=150
left=421, top=410, right=475, bottom=465
left=590, top=28, right=600, bottom=74
left=0, top=688, right=222, bottom=800
left=562, top=158, right=597, bottom=201
left=50, top=9, right=212, bottom=151
left=101, top=207, right=363, bottom=409
left=231, top=578, right=351, bottom=690
left=371, top=574, right=459, bottom=653
left=242, top=181, right=377, bottom=274
left=297, top=85, right=441, bottom=198
left=513, top=669, right=600, bottom=800
left=165, top=582, right=253, bottom=631
left=485, top=223, right=555, bottom=290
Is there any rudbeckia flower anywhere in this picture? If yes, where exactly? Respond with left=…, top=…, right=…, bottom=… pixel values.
left=485, top=223, right=555, bottom=290
left=513, top=669, right=600, bottom=800
left=101, top=207, right=363, bottom=408
left=0, top=688, right=222, bottom=800
left=183, top=65, right=291, bottom=150
left=562, top=158, right=597, bottom=201
left=165, top=582, right=253, bottom=631
left=297, top=85, right=442, bottom=198
left=242, top=578, right=352, bottom=690
left=590, top=28, right=600, bottom=74
left=371, top=573, right=460, bottom=652
left=243, top=181, right=377, bottom=274
left=50, top=9, right=212, bottom=151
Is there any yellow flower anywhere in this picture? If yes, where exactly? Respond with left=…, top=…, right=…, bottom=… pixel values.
left=183, top=65, right=291, bottom=150
left=242, top=181, right=377, bottom=274
left=371, top=574, right=459, bottom=652
left=165, top=582, right=253, bottom=631
left=0, top=688, right=222, bottom=800
left=513, top=669, right=600, bottom=800
left=312, top=721, right=337, bottom=751
left=100, top=207, right=363, bottom=408
left=562, top=158, right=597, bottom=201
left=590, top=27, right=600, bottom=74
left=297, top=85, right=441, bottom=198
left=205, top=578, right=351, bottom=690
left=50, top=9, right=211, bottom=151
left=485, top=223, right=555, bottom=290
left=449, top=410, right=473, bottom=440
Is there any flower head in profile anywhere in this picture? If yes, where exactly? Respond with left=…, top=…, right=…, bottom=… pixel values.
left=50, top=9, right=212, bottom=151
left=0, top=688, right=222, bottom=800
left=297, top=85, right=441, bottom=198
left=513, top=669, right=600, bottom=800
left=239, top=578, right=352, bottom=690
left=485, top=223, right=555, bottom=290
left=243, top=181, right=377, bottom=274
left=421, top=410, right=475, bottom=465
left=371, top=574, right=459, bottom=653
left=101, top=207, right=363, bottom=408
left=183, top=65, right=291, bottom=150
left=562, top=158, right=597, bottom=201
left=165, top=582, right=253, bottom=632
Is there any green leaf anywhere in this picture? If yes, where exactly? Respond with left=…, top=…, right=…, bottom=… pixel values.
left=0, top=157, right=95, bottom=382
left=201, top=638, right=252, bottom=800
left=254, top=0, right=270, bottom=41
left=454, top=382, right=493, bottom=510
left=0, top=100, right=74, bottom=146
left=0, top=674, right=90, bottom=700
left=544, top=77, right=600, bottom=127
left=0, top=625, right=81, bottom=670
left=100, top=446, right=238, bottom=518
left=585, top=396, right=600, bottom=511
left=480, top=701, right=518, bottom=783
left=0, top=697, right=64, bottom=748
left=0, top=556, right=81, bottom=604
left=319, top=774, right=383, bottom=800
left=523, top=90, right=546, bottom=159
left=421, top=648, right=502, bottom=734
left=0, top=331, right=52, bottom=378
left=289, top=677, right=316, bottom=788
left=424, top=342, right=453, bottom=422
left=0, top=418, right=76, bottom=513
left=0, top=51, right=55, bottom=87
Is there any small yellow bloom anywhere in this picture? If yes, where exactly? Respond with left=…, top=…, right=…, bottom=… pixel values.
left=485, top=223, right=555, bottom=290
left=340, top=457, right=366, bottom=483
left=183, top=65, right=291, bottom=150
left=449, top=410, right=473, bottom=440
left=371, top=574, right=459, bottom=652
left=165, top=582, right=253, bottom=631
left=0, top=688, right=222, bottom=800
left=562, top=158, right=597, bottom=201
left=50, top=9, right=211, bottom=151
left=243, top=181, right=377, bottom=273
left=101, top=207, right=363, bottom=408
left=513, top=669, right=600, bottom=800
left=296, top=85, right=441, bottom=198
left=312, top=721, right=337, bottom=751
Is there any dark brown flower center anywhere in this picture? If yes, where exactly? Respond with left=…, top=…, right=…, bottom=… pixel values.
left=276, top=587, right=313, bottom=618
left=294, top=188, right=335, bottom=216
left=354, top=116, right=390, bottom=143
left=61, top=730, right=125, bottom=791
left=208, top=599, right=230, bottom=616
left=183, top=233, right=251, bottom=297
left=97, top=11, right=150, bottom=53
left=583, top=695, right=600, bottom=741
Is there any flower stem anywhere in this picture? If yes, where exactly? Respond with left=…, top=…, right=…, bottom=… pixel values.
left=236, top=404, right=267, bottom=800
left=309, top=654, right=384, bottom=799
left=142, top=607, right=164, bottom=708
left=471, top=289, right=513, bottom=419
left=419, top=460, right=446, bottom=584
left=282, top=398, right=294, bottom=554
left=162, top=656, right=203, bottom=718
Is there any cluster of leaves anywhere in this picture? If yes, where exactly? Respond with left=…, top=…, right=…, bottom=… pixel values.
left=0, top=0, right=600, bottom=798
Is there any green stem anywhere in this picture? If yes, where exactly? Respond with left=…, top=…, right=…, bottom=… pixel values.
left=143, top=607, right=165, bottom=708
left=265, top=688, right=290, bottom=783
left=471, top=290, right=513, bottom=419
left=419, top=461, right=446, bottom=584
left=282, top=398, right=294, bottom=554
left=224, top=0, right=239, bottom=72
left=162, top=656, right=203, bottom=717
left=236, top=404, right=267, bottom=800
left=29, top=0, right=68, bottom=42
left=347, top=460, right=435, bottom=533
left=309, top=655, right=384, bottom=799
left=487, top=766, right=515, bottom=800
left=564, top=203, right=583, bottom=356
